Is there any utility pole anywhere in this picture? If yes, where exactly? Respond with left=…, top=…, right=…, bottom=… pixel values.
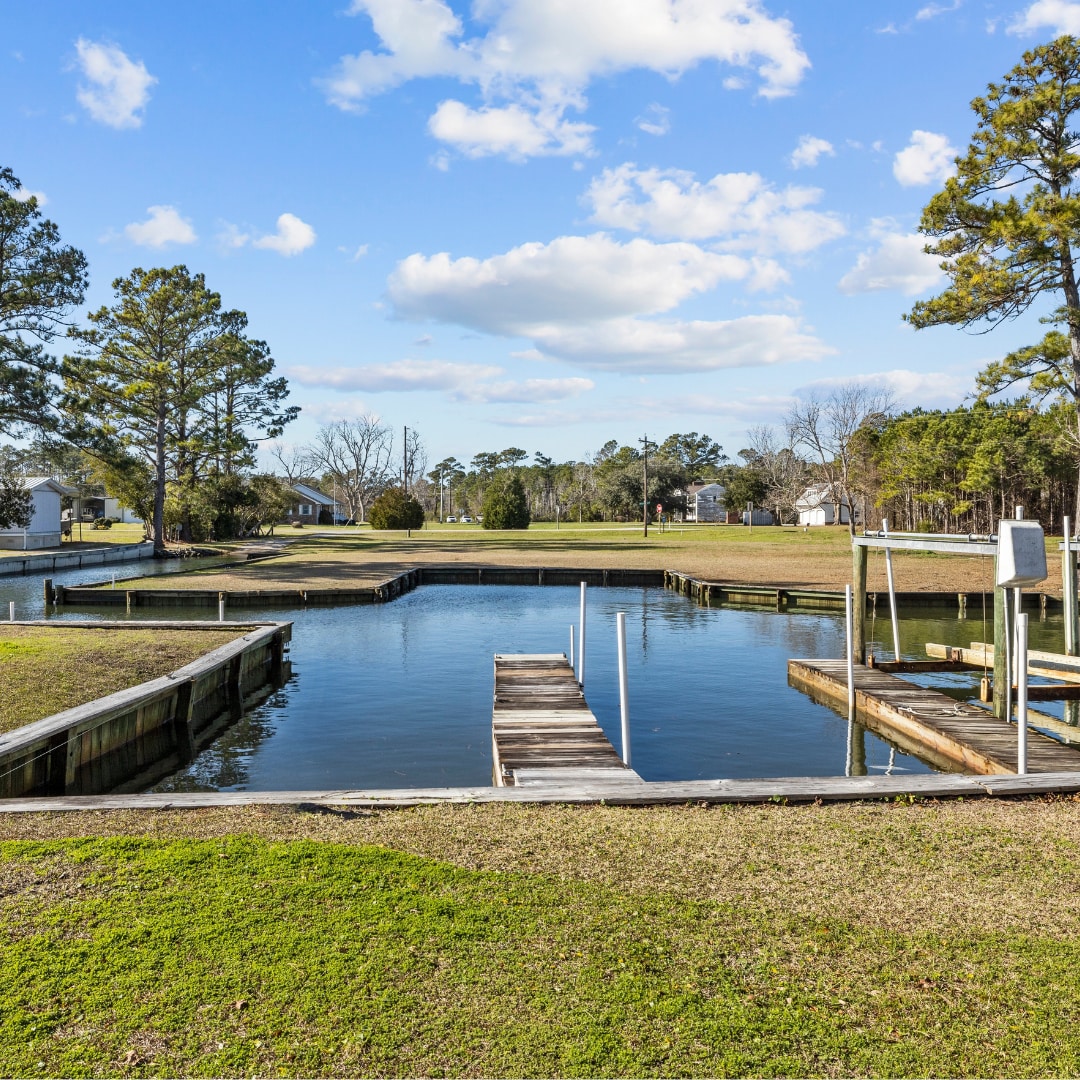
left=640, top=434, right=649, bottom=538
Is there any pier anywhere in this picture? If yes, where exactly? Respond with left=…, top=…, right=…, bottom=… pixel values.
left=491, top=653, right=642, bottom=789
left=788, top=658, right=1080, bottom=774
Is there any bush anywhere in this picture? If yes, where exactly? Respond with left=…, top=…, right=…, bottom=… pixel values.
left=91, top=518, right=112, bottom=530
left=369, top=487, right=425, bottom=530
left=482, top=472, right=530, bottom=529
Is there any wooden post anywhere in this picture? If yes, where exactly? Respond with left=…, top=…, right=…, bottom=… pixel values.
left=993, top=572, right=1009, bottom=720
left=1064, top=517, right=1078, bottom=656
left=851, top=541, right=867, bottom=664
left=43, top=578, right=54, bottom=605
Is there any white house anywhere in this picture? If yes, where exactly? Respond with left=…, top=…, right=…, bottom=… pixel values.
left=795, top=483, right=861, bottom=526
left=0, top=477, right=72, bottom=550
left=684, top=482, right=726, bottom=523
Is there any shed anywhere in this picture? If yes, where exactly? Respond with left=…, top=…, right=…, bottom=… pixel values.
left=0, top=477, right=72, bottom=550
left=795, top=483, right=860, bottom=526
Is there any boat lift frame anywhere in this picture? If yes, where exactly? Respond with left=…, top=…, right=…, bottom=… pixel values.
left=852, top=524, right=1064, bottom=723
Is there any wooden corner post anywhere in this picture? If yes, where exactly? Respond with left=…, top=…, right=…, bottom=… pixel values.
left=852, top=541, right=867, bottom=664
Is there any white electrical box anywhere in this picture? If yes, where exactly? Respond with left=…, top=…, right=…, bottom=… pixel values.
left=996, top=520, right=1047, bottom=587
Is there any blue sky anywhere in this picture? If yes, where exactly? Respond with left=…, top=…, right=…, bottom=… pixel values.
left=4, top=0, right=1078, bottom=468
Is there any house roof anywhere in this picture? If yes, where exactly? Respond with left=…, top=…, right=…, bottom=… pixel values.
left=290, top=482, right=335, bottom=506
left=21, top=477, right=75, bottom=496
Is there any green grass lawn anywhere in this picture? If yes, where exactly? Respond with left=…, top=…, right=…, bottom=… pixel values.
left=2, top=827, right=1079, bottom=1078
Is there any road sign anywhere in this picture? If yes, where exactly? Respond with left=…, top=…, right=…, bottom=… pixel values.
left=656, top=503, right=662, bottom=512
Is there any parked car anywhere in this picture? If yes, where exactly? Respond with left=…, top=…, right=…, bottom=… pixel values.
left=445, top=516, right=458, bottom=523
left=461, top=515, right=474, bottom=523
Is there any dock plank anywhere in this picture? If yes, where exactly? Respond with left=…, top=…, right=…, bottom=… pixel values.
left=492, top=653, right=641, bottom=787
left=789, top=657, right=1080, bottom=775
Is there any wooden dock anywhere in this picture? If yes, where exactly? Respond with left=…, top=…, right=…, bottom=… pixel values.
left=491, top=653, right=643, bottom=789
left=789, top=658, right=1080, bottom=775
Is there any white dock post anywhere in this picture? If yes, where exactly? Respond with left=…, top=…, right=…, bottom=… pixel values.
left=569, top=625, right=575, bottom=670
left=7, top=601, right=13, bottom=622
left=844, top=583, right=855, bottom=715
left=111, top=573, right=116, bottom=589
left=578, top=581, right=587, bottom=688
left=1017, top=612, right=1029, bottom=775
left=616, top=611, right=631, bottom=767
left=882, top=518, right=901, bottom=662
left=218, top=595, right=226, bottom=623
left=1065, top=517, right=1077, bottom=655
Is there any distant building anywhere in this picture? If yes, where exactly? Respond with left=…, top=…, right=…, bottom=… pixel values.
left=795, top=483, right=861, bottom=526
left=683, top=482, right=726, bottom=523
left=285, top=482, right=336, bottom=524
left=0, top=477, right=72, bottom=550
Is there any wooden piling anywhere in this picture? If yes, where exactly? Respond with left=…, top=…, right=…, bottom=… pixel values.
left=852, top=542, right=868, bottom=664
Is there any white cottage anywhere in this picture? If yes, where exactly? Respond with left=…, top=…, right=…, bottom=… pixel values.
left=795, top=483, right=861, bottom=526
left=0, top=477, right=72, bottom=550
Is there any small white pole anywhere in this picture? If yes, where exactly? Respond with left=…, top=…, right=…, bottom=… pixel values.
left=111, top=573, right=116, bottom=589
left=578, top=581, right=587, bottom=687
left=882, top=518, right=901, bottom=662
left=844, top=583, right=855, bottom=715
left=1065, top=517, right=1076, bottom=655
left=569, top=625, right=575, bottom=670
left=1017, top=612, right=1029, bottom=775
left=219, top=597, right=226, bottom=622
left=616, top=611, right=631, bottom=767
left=7, top=601, right=13, bottom=622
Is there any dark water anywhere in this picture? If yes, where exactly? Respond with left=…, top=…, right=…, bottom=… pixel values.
left=139, top=585, right=938, bottom=791
left=8, top=570, right=1072, bottom=790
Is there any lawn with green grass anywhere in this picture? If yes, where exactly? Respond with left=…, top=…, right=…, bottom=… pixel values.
left=0, top=626, right=242, bottom=730
left=3, top=800, right=1080, bottom=1077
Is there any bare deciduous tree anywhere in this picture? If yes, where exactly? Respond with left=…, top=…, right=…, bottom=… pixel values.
left=306, top=417, right=395, bottom=523
left=786, top=383, right=894, bottom=536
left=745, top=425, right=810, bottom=524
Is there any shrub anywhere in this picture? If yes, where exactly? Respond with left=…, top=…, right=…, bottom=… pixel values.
left=91, top=518, right=112, bottom=530
left=482, top=472, right=530, bottom=529
left=369, top=487, right=425, bottom=530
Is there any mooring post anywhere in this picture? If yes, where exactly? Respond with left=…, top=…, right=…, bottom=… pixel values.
left=993, top=572, right=1008, bottom=720
left=844, top=583, right=855, bottom=715
left=851, top=541, right=867, bottom=664
left=569, top=625, right=575, bottom=671
left=7, top=601, right=13, bottom=622
left=218, top=592, right=226, bottom=623
left=1065, top=517, right=1078, bottom=656
left=578, top=581, right=587, bottom=688
left=882, top=519, right=901, bottom=661
left=43, top=578, right=53, bottom=605
left=616, top=611, right=631, bottom=767
left=1017, top=612, right=1029, bottom=775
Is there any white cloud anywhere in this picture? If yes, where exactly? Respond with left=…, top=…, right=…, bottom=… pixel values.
left=387, top=232, right=835, bottom=374
left=74, top=38, right=156, bottom=129
left=584, top=164, right=845, bottom=255
left=1009, top=0, right=1080, bottom=32
left=893, top=130, right=956, bottom=186
left=916, top=0, right=962, bottom=19
left=838, top=227, right=943, bottom=296
left=123, top=205, right=197, bottom=248
left=635, top=103, right=670, bottom=137
left=526, top=314, right=833, bottom=373
left=253, top=213, right=317, bottom=256
left=796, top=368, right=972, bottom=409
left=323, top=0, right=809, bottom=159
left=789, top=135, right=834, bottom=169
left=456, top=376, right=595, bottom=404
left=12, top=188, right=47, bottom=206
left=288, top=359, right=503, bottom=392
left=286, top=358, right=594, bottom=404
left=389, top=233, right=770, bottom=336
left=225, top=214, right=317, bottom=256
left=428, top=100, right=594, bottom=159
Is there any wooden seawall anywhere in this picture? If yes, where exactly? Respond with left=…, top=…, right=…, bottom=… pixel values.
left=788, top=658, right=1080, bottom=775
left=0, top=621, right=291, bottom=797
left=491, top=653, right=644, bottom=790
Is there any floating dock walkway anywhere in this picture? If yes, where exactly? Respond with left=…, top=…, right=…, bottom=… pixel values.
left=788, top=658, right=1080, bottom=774
left=491, top=653, right=643, bottom=790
